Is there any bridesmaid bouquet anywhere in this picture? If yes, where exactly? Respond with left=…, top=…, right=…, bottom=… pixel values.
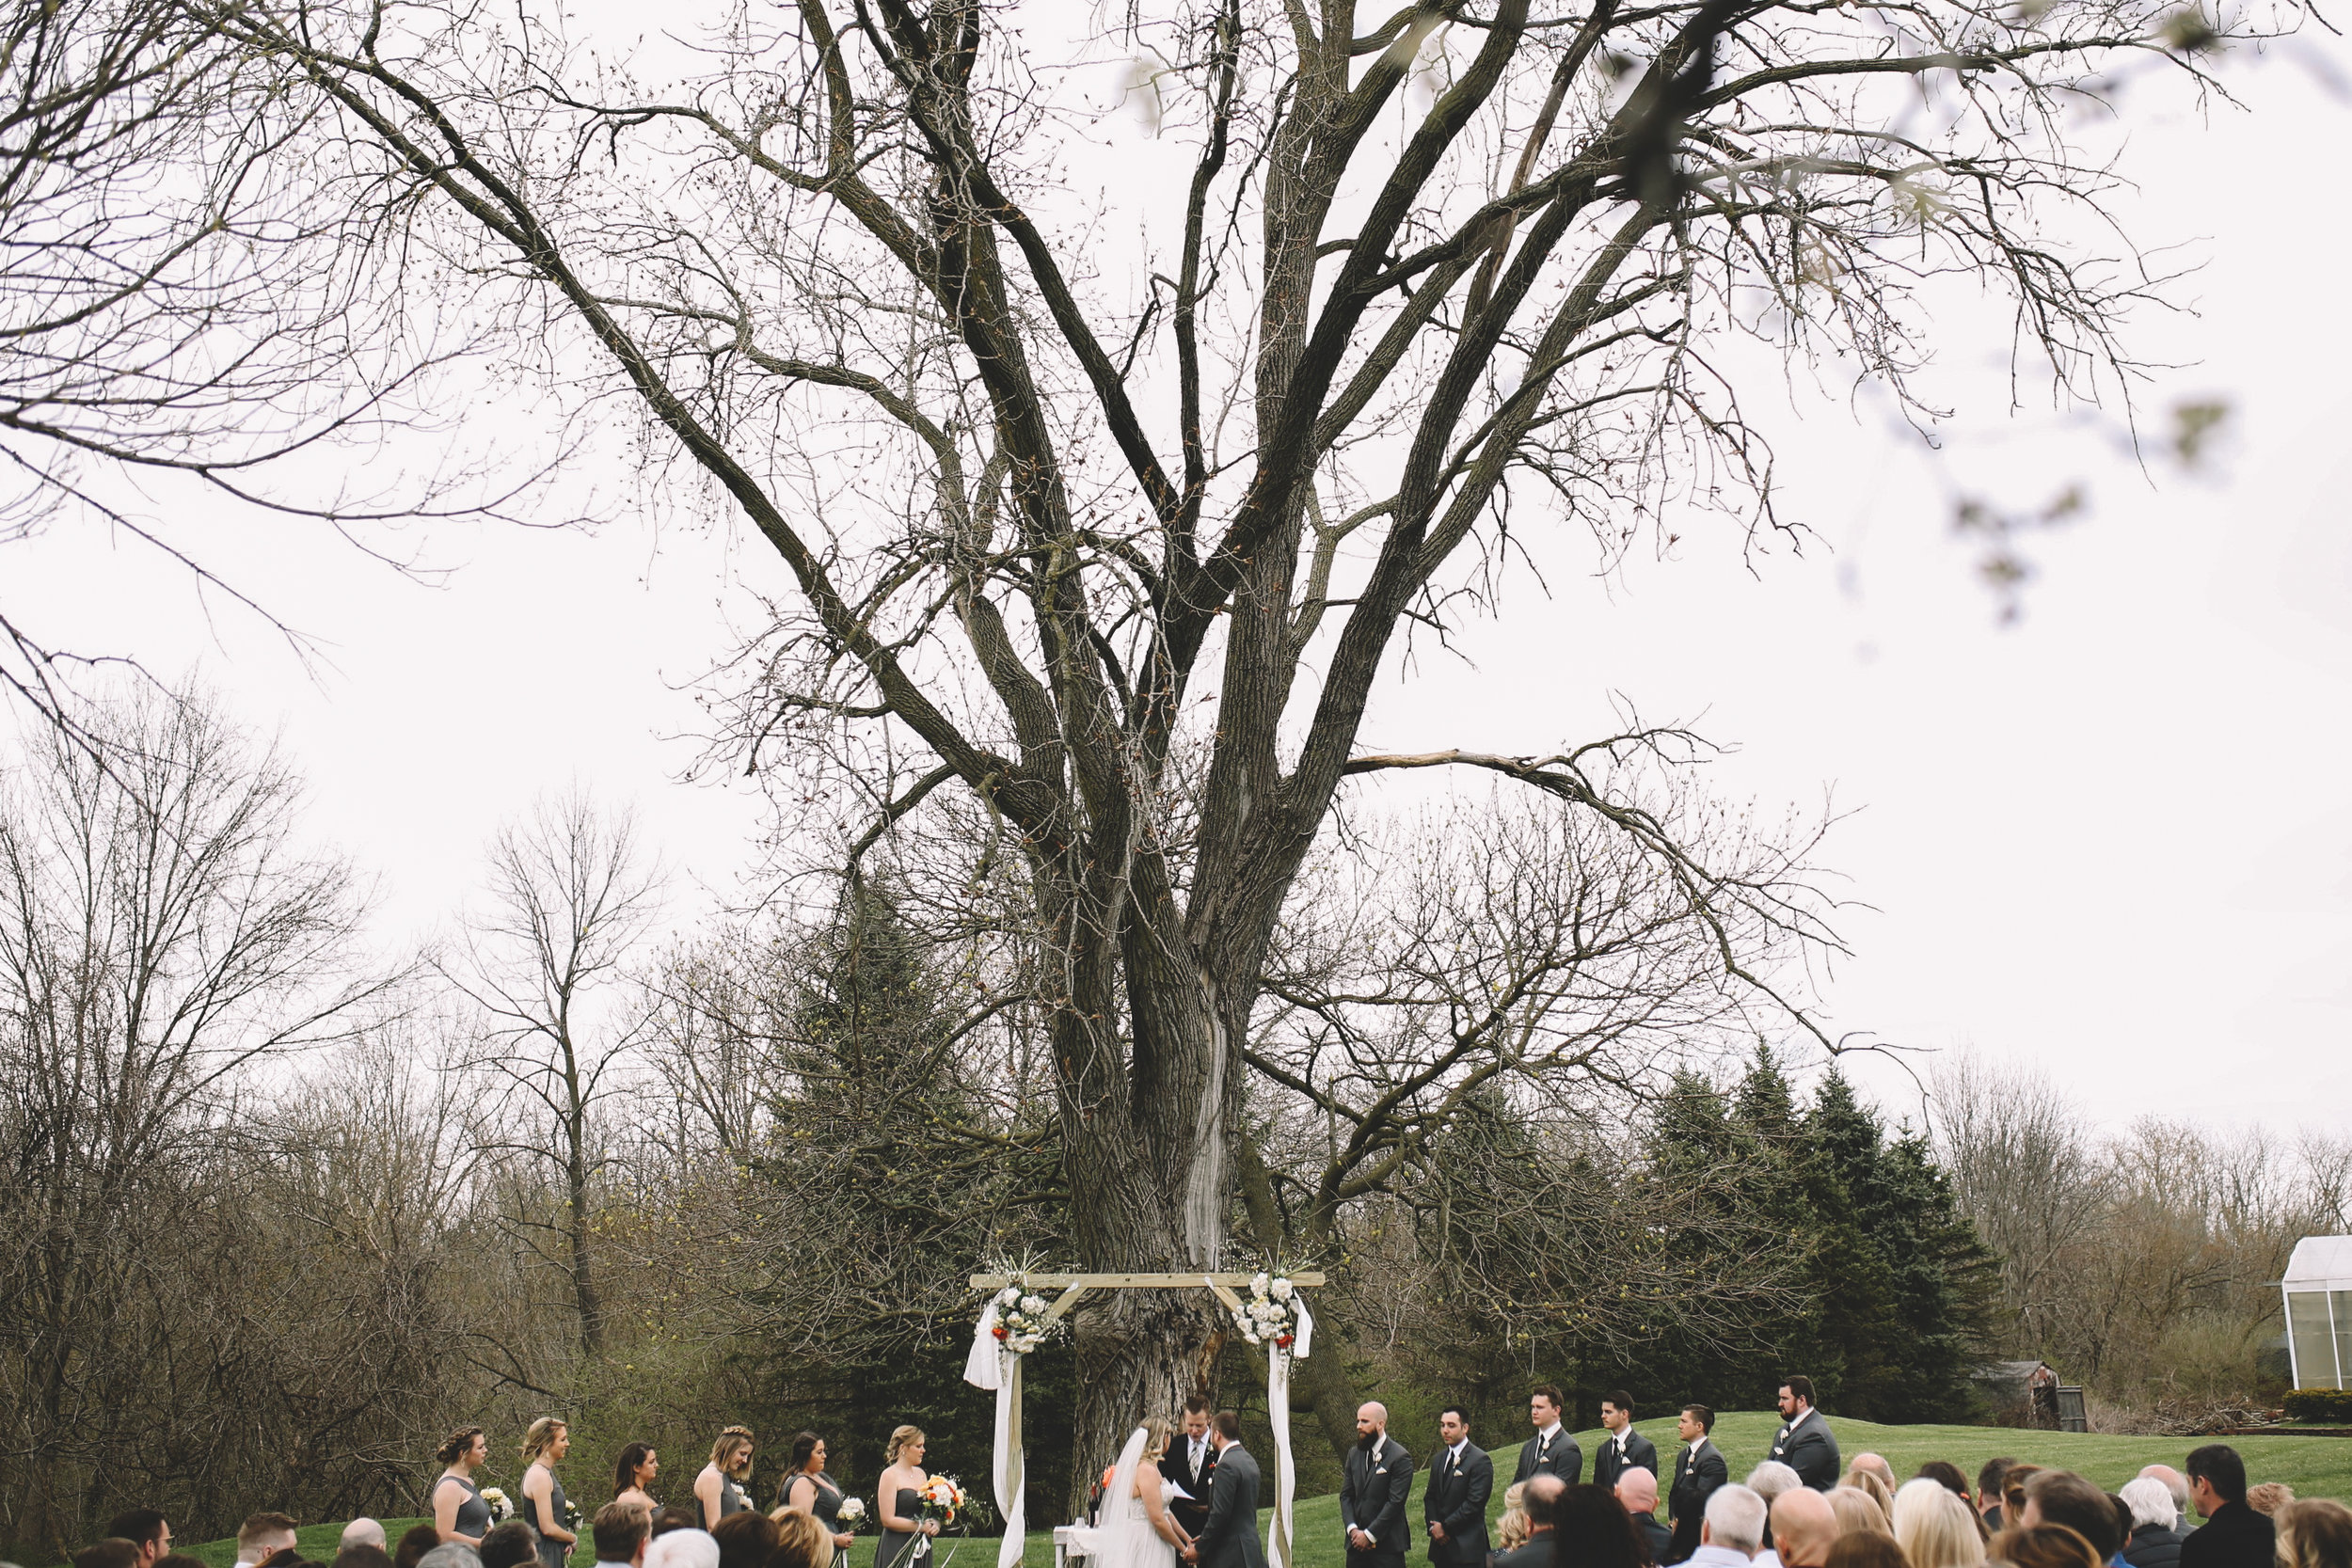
left=836, top=1498, right=867, bottom=1533
left=562, top=1500, right=585, bottom=1534
left=479, top=1488, right=516, bottom=1523
left=917, top=1475, right=970, bottom=1528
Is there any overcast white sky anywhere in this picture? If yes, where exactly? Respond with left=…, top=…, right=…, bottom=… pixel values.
left=9, top=11, right=2349, bottom=1136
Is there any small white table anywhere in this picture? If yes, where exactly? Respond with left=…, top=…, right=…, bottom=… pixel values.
left=1053, top=1527, right=1092, bottom=1568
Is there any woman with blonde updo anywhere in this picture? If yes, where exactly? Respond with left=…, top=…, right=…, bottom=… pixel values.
left=697, top=1427, right=757, bottom=1532
left=877, top=1426, right=938, bottom=1568
left=1892, top=1478, right=1985, bottom=1568
left=1491, top=1482, right=1530, bottom=1560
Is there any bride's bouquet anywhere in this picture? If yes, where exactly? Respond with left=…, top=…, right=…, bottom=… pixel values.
left=989, top=1284, right=1061, bottom=1355
left=478, top=1488, right=516, bottom=1525
left=1230, top=1271, right=1302, bottom=1352
left=835, top=1498, right=868, bottom=1534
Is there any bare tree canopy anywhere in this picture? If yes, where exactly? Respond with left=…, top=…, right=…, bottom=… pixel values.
left=78, top=0, right=2288, bottom=1472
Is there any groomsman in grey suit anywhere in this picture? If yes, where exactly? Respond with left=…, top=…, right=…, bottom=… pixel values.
left=1765, top=1378, right=1839, bottom=1492
left=1513, top=1386, right=1582, bottom=1486
left=1422, top=1407, right=1491, bottom=1568
left=1184, top=1412, right=1265, bottom=1568
left=1591, top=1392, right=1661, bottom=1494
left=1341, top=1402, right=1415, bottom=1568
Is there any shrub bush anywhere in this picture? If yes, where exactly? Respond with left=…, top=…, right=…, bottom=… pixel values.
left=2281, top=1388, right=2352, bottom=1423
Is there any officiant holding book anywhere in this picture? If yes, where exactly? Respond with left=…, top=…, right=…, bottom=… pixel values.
left=1161, top=1397, right=1216, bottom=1542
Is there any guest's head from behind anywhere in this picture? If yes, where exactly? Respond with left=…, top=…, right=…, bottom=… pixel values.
left=1524, top=1474, right=1568, bottom=1537
left=711, top=1509, right=780, bottom=1568
left=1679, top=1406, right=1716, bottom=1445
left=594, top=1501, right=654, bottom=1568
left=2119, top=1480, right=2177, bottom=1539
left=1852, top=1458, right=1896, bottom=1489
left=1773, top=1487, right=1841, bottom=1568
left=713, top=1427, right=755, bottom=1479
left=617, top=1443, right=660, bottom=1498
left=644, top=1529, right=720, bottom=1568
left=1915, top=1466, right=1972, bottom=1507
left=107, top=1510, right=171, bottom=1568
left=651, top=1513, right=701, bottom=1541
left=1830, top=1491, right=1895, bottom=1541
left=1823, top=1535, right=1908, bottom=1568
left=1978, top=1462, right=2017, bottom=1522
left=1618, top=1466, right=1662, bottom=1520
left=2020, top=1470, right=2122, bottom=1563
left=1778, top=1376, right=1818, bottom=1419
left=416, top=1545, right=485, bottom=1568
left=2185, top=1447, right=2249, bottom=1521
left=1843, top=1473, right=1896, bottom=1518
left=244, top=1514, right=302, bottom=1567
left=1602, top=1392, right=1636, bottom=1433
left=2248, top=1486, right=2296, bottom=1519
left=75, top=1541, right=142, bottom=1568
left=2000, top=1468, right=2046, bottom=1529
left=1892, top=1479, right=1984, bottom=1568
left=335, top=1545, right=397, bottom=1568
left=1497, top=1482, right=1532, bottom=1552
left=1703, top=1484, right=1770, bottom=1560
left=441, top=1428, right=491, bottom=1469
left=884, top=1426, right=926, bottom=1467
left=2277, top=1499, right=2352, bottom=1568
left=478, top=1523, right=538, bottom=1568
left=1749, top=1463, right=1804, bottom=1507
left=1987, top=1525, right=2101, bottom=1568
left=2137, top=1468, right=2188, bottom=1528
left=159, top=1553, right=211, bottom=1568
left=1551, top=1483, right=1645, bottom=1568
left=398, top=1524, right=446, bottom=1568
left=764, top=1513, right=828, bottom=1568
left=343, top=1522, right=389, bottom=1552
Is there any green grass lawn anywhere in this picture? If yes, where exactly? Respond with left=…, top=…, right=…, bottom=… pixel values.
left=178, top=1414, right=2352, bottom=1568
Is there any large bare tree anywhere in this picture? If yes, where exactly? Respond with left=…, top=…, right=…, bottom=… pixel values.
left=183, top=0, right=2258, bottom=1474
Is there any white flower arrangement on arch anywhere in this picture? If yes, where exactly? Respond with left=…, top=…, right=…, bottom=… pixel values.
left=990, top=1281, right=1061, bottom=1355
left=1231, top=1271, right=1302, bottom=1352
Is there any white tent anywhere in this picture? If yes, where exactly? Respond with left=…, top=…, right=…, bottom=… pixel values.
left=2281, top=1236, right=2352, bottom=1389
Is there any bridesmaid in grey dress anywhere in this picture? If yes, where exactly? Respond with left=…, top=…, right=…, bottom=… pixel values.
left=780, top=1433, right=855, bottom=1568
left=696, top=1427, right=757, bottom=1531
left=433, top=1427, right=496, bottom=1546
left=521, top=1418, right=578, bottom=1568
left=876, top=1426, right=939, bottom=1568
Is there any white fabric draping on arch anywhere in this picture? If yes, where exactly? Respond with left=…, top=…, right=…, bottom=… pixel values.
left=1262, top=1296, right=1315, bottom=1568
left=962, top=1305, right=1025, bottom=1568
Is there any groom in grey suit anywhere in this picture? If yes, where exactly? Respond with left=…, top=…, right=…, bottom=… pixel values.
left=1185, top=1411, right=1266, bottom=1568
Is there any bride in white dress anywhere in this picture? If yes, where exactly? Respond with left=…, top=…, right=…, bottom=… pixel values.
left=1074, top=1418, right=1193, bottom=1568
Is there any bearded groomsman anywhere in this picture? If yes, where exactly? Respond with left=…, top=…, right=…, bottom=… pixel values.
left=1342, top=1402, right=1415, bottom=1568
left=1667, top=1404, right=1730, bottom=1565
left=1592, top=1392, right=1660, bottom=1494
left=1513, top=1386, right=1581, bottom=1486
left=1423, top=1408, right=1492, bottom=1568
left=1765, top=1377, right=1839, bottom=1492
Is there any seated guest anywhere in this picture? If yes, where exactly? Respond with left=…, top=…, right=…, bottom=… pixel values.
left=244, top=1516, right=303, bottom=1568
left=650, top=1513, right=703, bottom=1542
left=1555, top=1483, right=1646, bottom=1568
left=1830, top=1493, right=1894, bottom=1541
left=594, top=1502, right=653, bottom=1568
left=2276, top=1501, right=2352, bottom=1568
left=1620, top=1468, right=1673, bottom=1564
left=1990, top=1526, right=2103, bottom=1568
left=1494, top=1481, right=1531, bottom=1557
left=399, top=1526, right=448, bottom=1568
left=2246, top=1488, right=2294, bottom=1520
left=2136, top=1471, right=2189, bottom=1536
left=1841, top=1477, right=1896, bottom=1526
left=418, top=1546, right=485, bottom=1568
left=480, top=1523, right=541, bottom=1568
left=107, top=1511, right=173, bottom=1568
left=1692, top=1485, right=1769, bottom=1568
left=1850, top=1460, right=1898, bottom=1493
left=2002, top=1471, right=2047, bottom=1540
left=76, top=1544, right=142, bottom=1568
left=644, top=1530, right=720, bottom=1568
left=1916, top=1466, right=1972, bottom=1507
left=336, top=1547, right=396, bottom=1568
left=1891, top=1481, right=1982, bottom=1568
left=1821, top=1538, right=1905, bottom=1568
left=2180, top=1446, right=2273, bottom=1568
left=1978, top=1462, right=2018, bottom=1534
left=345, top=1524, right=390, bottom=1552
left=1749, top=1465, right=1803, bottom=1565
left=1772, top=1490, right=1840, bottom=1568
left=2020, top=1471, right=2124, bottom=1566
left=1494, top=1475, right=1565, bottom=1568
left=710, top=1511, right=780, bottom=1568
left=2118, top=1480, right=2184, bottom=1568
left=158, top=1553, right=212, bottom=1568
left=764, top=1515, right=829, bottom=1568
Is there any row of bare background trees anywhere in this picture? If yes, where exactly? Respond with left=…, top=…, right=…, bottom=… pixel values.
left=4, top=686, right=2345, bottom=1559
